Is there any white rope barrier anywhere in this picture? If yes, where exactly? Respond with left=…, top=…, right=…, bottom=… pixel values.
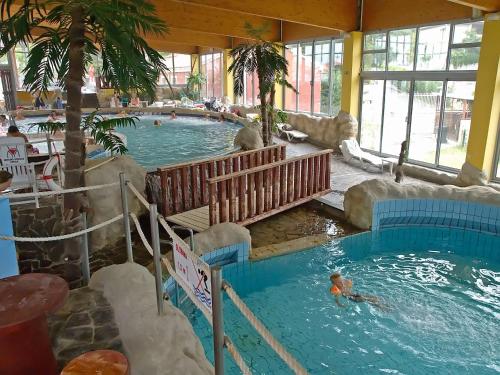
left=2, top=182, right=120, bottom=199
left=129, top=213, right=153, bottom=257
left=224, top=336, right=252, bottom=375
left=0, top=214, right=123, bottom=242
left=223, top=282, right=308, bottom=375
left=84, top=157, right=118, bottom=173
left=127, top=182, right=151, bottom=210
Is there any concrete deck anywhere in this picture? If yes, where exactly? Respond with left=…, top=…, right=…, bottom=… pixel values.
left=274, top=136, right=439, bottom=210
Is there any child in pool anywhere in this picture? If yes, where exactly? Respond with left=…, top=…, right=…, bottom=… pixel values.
left=154, top=120, right=161, bottom=127
left=330, top=272, right=386, bottom=309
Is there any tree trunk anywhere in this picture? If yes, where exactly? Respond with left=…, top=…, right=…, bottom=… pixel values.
left=267, top=84, right=276, bottom=145
left=64, top=6, right=86, bottom=214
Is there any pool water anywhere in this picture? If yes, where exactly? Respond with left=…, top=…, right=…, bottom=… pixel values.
left=184, top=226, right=500, bottom=374
left=9, top=115, right=242, bottom=169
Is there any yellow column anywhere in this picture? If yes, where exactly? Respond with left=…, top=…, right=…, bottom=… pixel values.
left=274, top=44, right=284, bottom=110
left=341, top=31, right=362, bottom=118
left=223, top=49, right=234, bottom=103
left=191, top=54, right=199, bottom=74
left=465, top=13, right=500, bottom=179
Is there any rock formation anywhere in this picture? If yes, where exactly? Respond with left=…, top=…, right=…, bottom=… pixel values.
left=189, top=222, right=251, bottom=256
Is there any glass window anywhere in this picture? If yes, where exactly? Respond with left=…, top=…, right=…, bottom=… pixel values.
left=160, top=52, right=174, bottom=85
left=439, top=81, right=475, bottom=169
left=453, top=21, right=483, bottom=44
left=363, top=52, right=386, bottom=71
left=449, top=47, right=480, bottom=71
left=381, top=80, right=411, bottom=155
left=298, top=43, right=313, bottom=112
left=408, top=81, right=444, bottom=164
left=200, top=55, right=208, bottom=98
left=416, top=25, right=450, bottom=71
left=284, top=44, right=298, bottom=111
left=360, top=80, right=384, bottom=151
left=173, top=54, right=191, bottom=85
left=213, top=52, right=222, bottom=98
left=364, top=33, right=386, bottom=51
left=388, top=29, right=416, bottom=71
left=331, top=40, right=343, bottom=116
left=313, top=40, right=330, bottom=114
left=14, top=44, right=29, bottom=87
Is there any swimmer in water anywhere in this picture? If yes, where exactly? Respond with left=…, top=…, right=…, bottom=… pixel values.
left=154, top=119, right=161, bottom=126
left=330, top=273, right=388, bottom=309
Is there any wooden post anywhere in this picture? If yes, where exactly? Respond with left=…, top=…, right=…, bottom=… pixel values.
left=181, top=167, right=189, bottom=211
left=233, top=157, right=240, bottom=192
left=209, top=182, right=217, bottom=225
left=307, top=157, right=314, bottom=196
left=228, top=178, right=236, bottom=222
left=200, top=163, right=207, bottom=205
left=264, top=168, right=271, bottom=211
left=280, top=163, right=287, bottom=205
left=238, top=174, right=246, bottom=222
left=280, top=144, right=286, bottom=160
left=218, top=180, right=227, bottom=223
left=171, top=170, right=179, bottom=213
left=314, top=156, right=320, bottom=194
left=159, top=170, right=169, bottom=216
left=225, top=158, right=231, bottom=192
left=287, top=162, right=294, bottom=203
left=272, top=166, right=279, bottom=209
left=191, top=165, right=199, bottom=208
left=294, top=161, right=301, bottom=200
left=255, top=170, right=263, bottom=215
left=247, top=154, right=255, bottom=218
left=325, top=153, right=331, bottom=190
left=301, top=159, right=307, bottom=198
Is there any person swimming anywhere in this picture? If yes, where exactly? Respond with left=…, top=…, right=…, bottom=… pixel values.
left=154, top=119, right=161, bottom=126
left=330, top=272, right=387, bottom=309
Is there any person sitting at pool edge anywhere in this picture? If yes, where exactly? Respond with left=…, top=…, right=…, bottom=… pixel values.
left=170, top=110, right=176, bottom=120
left=330, top=272, right=386, bottom=309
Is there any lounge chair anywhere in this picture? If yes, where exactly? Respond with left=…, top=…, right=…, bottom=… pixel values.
left=339, top=139, right=392, bottom=174
left=0, top=137, right=39, bottom=207
left=276, top=123, right=309, bottom=142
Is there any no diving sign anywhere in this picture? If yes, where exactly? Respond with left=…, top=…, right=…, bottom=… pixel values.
left=172, top=235, right=212, bottom=315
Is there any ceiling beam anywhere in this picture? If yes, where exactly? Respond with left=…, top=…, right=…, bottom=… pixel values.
left=147, top=28, right=231, bottom=49
left=142, top=41, right=199, bottom=54
left=151, top=0, right=281, bottom=41
left=447, top=0, right=500, bottom=11
left=363, top=0, right=473, bottom=31
left=172, top=0, right=358, bottom=31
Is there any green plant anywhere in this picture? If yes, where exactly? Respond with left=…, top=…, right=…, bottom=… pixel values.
left=186, top=72, right=206, bottom=101
left=228, top=23, right=295, bottom=146
left=0, top=0, right=167, bottom=213
left=32, top=112, right=137, bottom=154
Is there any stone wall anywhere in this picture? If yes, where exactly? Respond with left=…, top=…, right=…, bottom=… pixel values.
left=11, top=199, right=83, bottom=289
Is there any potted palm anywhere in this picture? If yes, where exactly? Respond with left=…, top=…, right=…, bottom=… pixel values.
left=228, top=23, right=294, bottom=146
left=186, top=72, right=206, bottom=101
left=0, top=0, right=167, bottom=213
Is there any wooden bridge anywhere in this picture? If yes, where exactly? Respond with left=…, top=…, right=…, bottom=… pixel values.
left=151, top=145, right=332, bottom=232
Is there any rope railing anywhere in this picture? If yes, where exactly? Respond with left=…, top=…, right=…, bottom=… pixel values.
left=224, top=336, right=252, bottom=375
left=2, top=181, right=119, bottom=199
left=0, top=214, right=123, bottom=242
left=127, top=182, right=150, bottom=210
left=223, top=282, right=308, bottom=375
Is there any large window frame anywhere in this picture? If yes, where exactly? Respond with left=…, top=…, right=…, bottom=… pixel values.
left=199, top=51, right=223, bottom=99
left=359, top=19, right=483, bottom=173
left=283, top=37, right=344, bottom=117
left=158, top=53, right=192, bottom=86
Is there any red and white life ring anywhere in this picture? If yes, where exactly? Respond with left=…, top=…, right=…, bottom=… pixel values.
left=41, top=154, right=64, bottom=191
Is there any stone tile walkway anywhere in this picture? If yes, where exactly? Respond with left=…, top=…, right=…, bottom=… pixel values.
left=48, top=287, right=124, bottom=371
left=274, top=136, right=439, bottom=210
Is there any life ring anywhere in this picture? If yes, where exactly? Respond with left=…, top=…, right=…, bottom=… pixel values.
left=41, top=154, right=64, bottom=191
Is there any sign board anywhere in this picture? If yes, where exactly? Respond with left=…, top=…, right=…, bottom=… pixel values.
left=0, top=137, right=28, bottom=166
left=172, top=233, right=212, bottom=315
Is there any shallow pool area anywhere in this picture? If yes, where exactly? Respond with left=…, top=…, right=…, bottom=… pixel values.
left=7, top=115, right=242, bottom=169
left=184, top=226, right=500, bottom=374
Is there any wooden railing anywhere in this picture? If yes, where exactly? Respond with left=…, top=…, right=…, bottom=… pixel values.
left=207, top=149, right=332, bottom=226
left=157, top=144, right=286, bottom=216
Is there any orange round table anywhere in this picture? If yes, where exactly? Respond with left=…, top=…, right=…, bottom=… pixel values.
left=61, top=350, right=129, bottom=375
left=0, top=273, right=69, bottom=375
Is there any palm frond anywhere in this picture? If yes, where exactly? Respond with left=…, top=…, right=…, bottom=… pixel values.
left=30, top=120, right=66, bottom=134
left=93, top=129, right=128, bottom=154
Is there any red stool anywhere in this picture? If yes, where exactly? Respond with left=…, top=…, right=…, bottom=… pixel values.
left=61, top=350, right=129, bottom=375
left=0, top=273, right=69, bottom=375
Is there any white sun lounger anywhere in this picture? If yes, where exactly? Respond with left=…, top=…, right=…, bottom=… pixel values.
left=276, top=123, right=309, bottom=142
left=340, top=139, right=392, bottom=174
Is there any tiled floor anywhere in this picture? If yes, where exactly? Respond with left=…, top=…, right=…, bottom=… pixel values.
left=274, top=136, right=438, bottom=210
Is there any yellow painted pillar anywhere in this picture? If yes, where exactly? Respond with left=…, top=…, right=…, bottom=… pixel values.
left=223, top=49, right=234, bottom=103
left=465, top=13, right=500, bottom=179
left=191, top=54, right=199, bottom=74
left=340, top=31, right=362, bottom=118
left=274, top=44, right=284, bottom=110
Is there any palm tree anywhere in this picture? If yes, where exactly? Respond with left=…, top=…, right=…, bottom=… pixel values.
left=186, top=72, right=206, bottom=101
left=0, top=0, right=167, bottom=213
left=228, top=23, right=294, bottom=146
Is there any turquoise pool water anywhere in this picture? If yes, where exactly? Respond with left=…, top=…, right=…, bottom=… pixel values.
left=184, top=226, right=500, bottom=374
left=9, top=115, right=242, bottom=169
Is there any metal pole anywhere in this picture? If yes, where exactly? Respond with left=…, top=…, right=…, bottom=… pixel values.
left=80, top=212, right=90, bottom=284
left=149, top=203, right=164, bottom=316
left=175, top=282, right=180, bottom=307
left=119, top=172, right=133, bottom=262
left=211, top=266, right=224, bottom=375
left=46, top=133, right=52, bottom=158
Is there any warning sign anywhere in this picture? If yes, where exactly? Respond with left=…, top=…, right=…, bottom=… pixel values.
left=172, top=234, right=212, bottom=315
